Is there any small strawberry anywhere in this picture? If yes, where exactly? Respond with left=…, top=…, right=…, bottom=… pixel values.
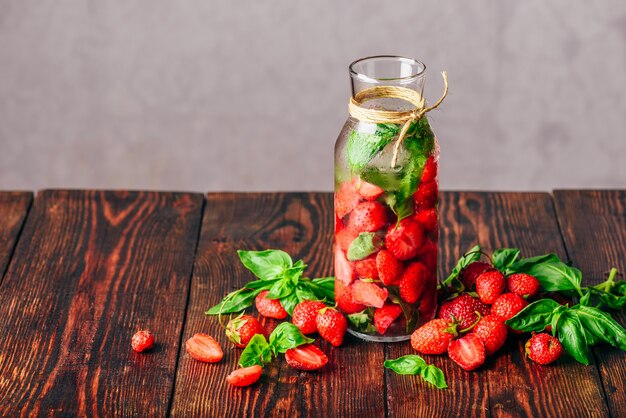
left=351, top=280, right=388, bottom=308
left=414, top=181, right=438, bottom=210
left=473, top=315, right=508, bottom=356
left=255, top=290, right=288, bottom=319
left=335, top=181, right=361, bottom=219
left=225, top=314, right=268, bottom=348
left=414, top=208, right=438, bottom=234
left=421, top=156, right=438, bottom=183
left=376, top=249, right=403, bottom=285
left=285, top=344, right=329, bottom=371
left=348, top=201, right=388, bottom=233
left=186, top=333, right=223, bottom=363
left=335, top=280, right=366, bottom=314
left=334, top=245, right=356, bottom=286
left=475, top=270, right=506, bottom=305
left=374, top=303, right=403, bottom=335
left=418, top=278, right=439, bottom=320
left=292, top=301, right=326, bottom=334
left=491, top=293, right=529, bottom=323
left=226, top=365, right=263, bottom=387
left=355, top=255, right=379, bottom=279
left=353, top=177, right=384, bottom=201
left=437, top=294, right=491, bottom=329
left=316, top=307, right=348, bottom=347
left=411, top=318, right=457, bottom=355
left=416, top=240, right=438, bottom=272
left=399, top=262, right=427, bottom=304
left=525, top=332, right=563, bottom=365
left=131, top=330, right=155, bottom=353
left=507, top=273, right=541, bottom=299
left=460, top=261, right=492, bottom=290
left=448, top=333, right=486, bottom=371
left=385, top=218, right=425, bottom=261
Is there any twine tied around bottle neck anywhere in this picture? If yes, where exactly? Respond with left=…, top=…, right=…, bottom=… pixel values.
left=348, top=71, right=449, bottom=167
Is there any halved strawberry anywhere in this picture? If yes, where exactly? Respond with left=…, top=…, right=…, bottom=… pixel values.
left=385, top=219, right=425, bottom=261
left=335, top=181, right=361, bottom=219
left=334, top=245, right=356, bottom=285
left=376, top=249, right=403, bottom=285
left=185, top=333, right=223, bottom=363
left=399, top=262, right=428, bottom=304
left=414, top=208, right=438, bottom=234
left=352, top=280, right=388, bottom=308
left=374, top=303, right=403, bottom=335
left=348, top=201, right=388, bottom=233
left=335, top=280, right=366, bottom=314
left=448, top=333, right=486, bottom=371
left=335, top=228, right=358, bottom=252
left=353, top=177, right=384, bottom=201
left=421, top=156, right=438, bottom=183
left=414, top=181, right=438, bottom=210
left=285, top=344, right=329, bottom=371
left=355, top=255, right=379, bottom=279
left=226, top=365, right=263, bottom=387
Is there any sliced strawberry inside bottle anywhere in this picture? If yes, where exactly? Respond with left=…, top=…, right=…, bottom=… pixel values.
left=354, top=255, right=379, bottom=279
left=335, top=280, right=366, bottom=314
left=416, top=239, right=438, bottom=272
left=335, top=227, right=359, bottom=252
left=351, top=280, right=388, bottom=308
left=376, top=249, right=403, bottom=285
left=421, top=156, right=438, bottom=183
left=352, top=176, right=384, bottom=201
left=335, top=181, right=361, bottom=219
left=399, top=262, right=428, bottom=304
left=414, top=208, right=438, bottom=234
left=414, top=181, right=438, bottom=210
left=374, top=303, right=403, bottom=335
left=285, top=344, right=329, bottom=371
left=384, top=218, right=425, bottom=261
left=334, top=245, right=356, bottom=285
left=348, top=201, right=388, bottom=234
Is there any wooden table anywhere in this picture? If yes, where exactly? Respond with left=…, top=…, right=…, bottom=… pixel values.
left=0, top=190, right=623, bottom=417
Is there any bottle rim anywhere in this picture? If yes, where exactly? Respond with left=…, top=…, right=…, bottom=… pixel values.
left=349, top=55, right=426, bottom=83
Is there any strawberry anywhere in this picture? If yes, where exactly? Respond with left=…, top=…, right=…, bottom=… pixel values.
left=418, top=280, right=439, bottom=320
left=255, top=290, right=288, bottom=319
left=351, top=280, right=388, bottom=308
left=421, top=156, right=438, bottom=183
left=348, top=201, right=387, bottom=233
left=186, top=333, right=223, bottom=363
left=292, top=301, right=326, bottom=334
left=491, top=293, right=529, bottom=323
left=335, top=227, right=358, bottom=252
left=437, top=294, right=491, bottom=329
left=334, top=245, right=356, bottom=285
left=335, top=181, right=361, bottom=219
left=399, top=262, right=427, bottom=303
left=335, top=280, right=366, bottom=314
left=525, top=332, right=563, bottom=365
left=131, top=330, right=154, bottom=353
left=316, top=307, right=348, bottom=347
left=355, top=255, right=379, bottom=279
left=385, top=218, right=425, bottom=261
left=475, top=270, right=507, bottom=305
left=414, top=181, right=438, bottom=210
left=226, top=365, right=263, bottom=387
left=335, top=213, right=343, bottom=234
left=225, top=314, right=268, bottom=348
left=374, top=303, right=403, bottom=335
left=460, top=261, right=492, bottom=290
left=376, top=249, right=403, bottom=285
left=507, top=273, right=541, bottom=299
left=473, top=315, right=508, bottom=356
left=416, top=240, right=438, bottom=272
left=353, top=177, right=384, bottom=201
left=285, top=344, right=329, bottom=371
left=410, top=319, right=457, bottom=355
left=414, top=208, right=438, bottom=234
left=448, top=333, right=486, bottom=371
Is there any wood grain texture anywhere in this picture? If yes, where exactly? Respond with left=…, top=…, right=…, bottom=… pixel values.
left=554, top=190, right=626, bottom=417
left=0, top=192, right=32, bottom=282
left=0, top=190, right=204, bottom=416
left=170, top=193, right=387, bottom=418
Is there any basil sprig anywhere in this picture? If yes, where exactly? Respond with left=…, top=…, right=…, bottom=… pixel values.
left=440, top=244, right=482, bottom=288
left=384, top=355, right=447, bottom=389
left=239, top=322, right=314, bottom=368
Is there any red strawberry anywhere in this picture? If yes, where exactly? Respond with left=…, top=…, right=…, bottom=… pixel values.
left=225, top=315, right=268, bottom=348
left=385, top=218, right=425, bottom=261
left=376, top=249, right=403, bottom=285
left=414, top=181, right=438, bottom=210
left=255, top=290, right=288, bottom=319
left=410, top=319, right=457, bottom=355
left=186, top=333, right=223, bottom=363
left=353, top=177, right=384, bottom=201
left=475, top=270, right=507, bottom=305
left=335, top=280, right=366, bottom=314
left=374, top=303, right=403, bottom=335
left=335, top=213, right=343, bottom=234
left=351, top=280, right=388, bottom=308
left=460, top=261, right=492, bottom=290
left=226, top=365, right=263, bottom=387
left=421, top=156, right=438, bottom=183
left=418, top=279, right=439, bottom=320
left=399, top=262, right=427, bottom=303
left=292, top=301, right=326, bottom=334
left=316, top=308, right=348, bottom=347
left=285, top=344, right=329, bottom=371
left=448, top=333, right=486, bottom=371
left=335, top=228, right=358, bottom=252
left=525, top=332, right=563, bottom=365
left=491, top=293, right=529, bottom=323
left=414, top=208, right=438, bottom=234
left=416, top=240, right=438, bottom=272
left=334, top=245, right=356, bottom=286
left=507, top=273, right=541, bottom=299
left=335, top=181, right=361, bottom=218
left=437, top=294, right=491, bottom=329
left=348, top=201, right=387, bottom=233
left=473, top=315, right=508, bottom=356
left=131, top=330, right=154, bottom=353
left=355, top=255, right=379, bottom=279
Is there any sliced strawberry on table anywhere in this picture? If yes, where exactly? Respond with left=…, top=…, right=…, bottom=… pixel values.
left=335, top=280, right=366, bottom=314
left=255, top=290, right=288, bottom=319
left=399, top=262, right=428, bottom=304
left=316, top=307, right=348, bottom=346
left=352, top=176, right=384, bottom=201
left=421, top=156, right=438, bottom=183
left=414, top=181, right=438, bottom=210
left=186, top=333, right=223, bottom=363
left=414, top=208, right=438, bottom=234
left=374, top=303, right=403, bottom=335
left=352, top=280, right=388, bottom=308
left=355, top=255, right=379, bottom=279
left=285, top=344, right=329, bottom=371
left=376, top=249, right=403, bottom=285
left=335, top=181, right=361, bottom=219
left=385, top=218, right=425, bottom=261
left=448, top=333, right=486, bottom=371
left=334, top=244, right=356, bottom=285
left=348, top=201, right=388, bottom=233
left=292, top=300, right=326, bottom=334
left=226, top=365, right=263, bottom=387
left=411, top=318, right=457, bottom=355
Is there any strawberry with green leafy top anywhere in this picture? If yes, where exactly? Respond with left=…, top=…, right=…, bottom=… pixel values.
left=411, top=319, right=457, bottom=355
left=525, top=332, right=562, bottom=365
left=460, top=261, right=492, bottom=290
left=437, top=294, right=490, bottom=329
left=226, top=314, right=268, bottom=348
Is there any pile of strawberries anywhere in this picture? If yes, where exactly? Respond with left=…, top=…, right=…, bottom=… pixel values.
left=411, top=261, right=562, bottom=370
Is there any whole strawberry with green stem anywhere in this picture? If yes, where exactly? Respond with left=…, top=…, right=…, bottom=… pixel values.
left=411, top=318, right=458, bottom=355
left=225, top=314, right=268, bottom=348
left=525, top=332, right=563, bottom=365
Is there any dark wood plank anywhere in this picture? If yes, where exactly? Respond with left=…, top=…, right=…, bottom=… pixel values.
left=554, top=190, right=626, bottom=417
left=0, top=190, right=204, bottom=416
left=170, top=193, right=386, bottom=417
left=0, top=192, right=32, bottom=282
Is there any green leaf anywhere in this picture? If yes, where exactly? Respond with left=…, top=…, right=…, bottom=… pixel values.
left=295, top=283, right=319, bottom=303
left=506, top=253, right=561, bottom=275
left=347, top=232, right=384, bottom=261
left=239, top=334, right=273, bottom=367
left=574, top=305, right=626, bottom=351
left=505, top=299, right=560, bottom=333
left=347, top=123, right=400, bottom=172
left=492, top=248, right=521, bottom=271
left=557, top=311, right=589, bottom=365
left=267, top=278, right=295, bottom=299
left=384, top=355, right=447, bottom=389
left=442, top=245, right=482, bottom=286
left=279, top=292, right=300, bottom=316
left=346, top=310, right=377, bottom=334
left=525, top=261, right=583, bottom=292
left=205, top=287, right=265, bottom=315
left=238, top=249, right=293, bottom=280
left=268, top=322, right=314, bottom=354
left=307, top=277, right=336, bottom=303
left=420, top=365, right=448, bottom=389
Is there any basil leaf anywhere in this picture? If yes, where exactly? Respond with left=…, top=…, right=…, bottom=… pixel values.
left=384, top=355, right=426, bottom=375
left=267, top=278, right=295, bottom=299
left=420, top=365, right=448, bottom=389
left=206, top=288, right=263, bottom=315
left=279, top=292, right=300, bottom=316
left=506, top=253, right=561, bottom=275
left=295, top=283, right=319, bottom=303
left=492, top=248, right=521, bottom=271
left=557, top=311, right=589, bottom=365
left=525, top=261, right=583, bottom=292
left=505, top=299, right=560, bottom=332
left=238, top=249, right=293, bottom=280
left=574, top=305, right=626, bottom=351
left=269, top=322, right=314, bottom=354
left=346, top=310, right=377, bottom=334
left=309, top=277, right=336, bottom=302
left=442, top=245, right=482, bottom=286
left=284, top=260, right=307, bottom=284
left=239, top=334, right=273, bottom=367
left=347, top=232, right=384, bottom=261
left=347, top=123, right=399, bottom=172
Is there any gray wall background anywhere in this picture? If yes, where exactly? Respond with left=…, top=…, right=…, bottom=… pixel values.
left=1, top=1, right=625, bottom=192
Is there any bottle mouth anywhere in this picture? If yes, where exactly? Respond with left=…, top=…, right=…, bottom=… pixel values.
left=349, top=55, right=426, bottom=83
